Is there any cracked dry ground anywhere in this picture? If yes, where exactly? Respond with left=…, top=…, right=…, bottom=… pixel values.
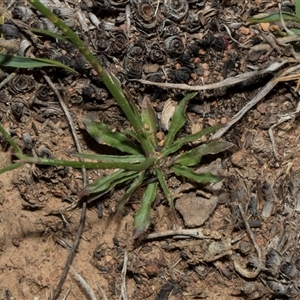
left=1, top=0, right=300, bottom=299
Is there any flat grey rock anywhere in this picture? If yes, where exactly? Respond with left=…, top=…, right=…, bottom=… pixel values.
left=175, top=193, right=218, bottom=227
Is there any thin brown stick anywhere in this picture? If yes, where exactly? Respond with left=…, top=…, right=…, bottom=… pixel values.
left=119, top=250, right=128, bottom=300
left=137, top=59, right=293, bottom=91
left=146, top=228, right=222, bottom=240
left=233, top=204, right=262, bottom=278
left=70, top=266, right=97, bottom=300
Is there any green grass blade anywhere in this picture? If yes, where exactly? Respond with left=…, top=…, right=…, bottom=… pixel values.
left=117, top=170, right=146, bottom=212
left=297, top=0, right=300, bottom=20
left=163, top=91, right=198, bottom=149
left=133, top=181, right=158, bottom=239
left=161, top=124, right=222, bottom=157
left=83, top=118, right=143, bottom=155
left=30, top=27, right=69, bottom=42
left=140, top=96, right=157, bottom=147
left=247, top=12, right=300, bottom=23
left=0, top=162, right=24, bottom=174
left=75, top=153, right=146, bottom=163
left=171, top=165, right=222, bottom=183
left=79, top=169, right=139, bottom=197
left=155, top=167, right=178, bottom=225
left=0, top=124, right=21, bottom=154
left=175, top=140, right=233, bottom=167
left=16, top=154, right=155, bottom=171
left=0, top=54, right=75, bottom=72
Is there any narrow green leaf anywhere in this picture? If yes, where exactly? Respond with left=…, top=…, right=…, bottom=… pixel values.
left=75, top=153, right=146, bottom=164
left=117, top=171, right=146, bottom=212
left=30, top=27, right=69, bottom=42
left=172, top=165, right=222, bottom=183
left=163, top=91, right=198, bottom=149
left=289, top=27, right=300, bottom=35
left=133, top=182, right=158, bottom=239
left=247, top=12, right=300, bottom=24
left=0, top=124, right=21, bottom=154
left=161, top=124, right=222, bottom=157
left=0, top=162, right=24, bottom=174
left=140, top=96, right=157, bottom=146
left=0, top=54, right=76, bottom=72
left=175, top=140, right=233, bottom=167
left=83, top=118, right=143, bottom=155
left=16, top=153, right=155, bottom=171
left=78, top=169, right=139, bottom=198
left=155, top=167, right=178, bottom=225
left=297, top=0, right=300, bottom=19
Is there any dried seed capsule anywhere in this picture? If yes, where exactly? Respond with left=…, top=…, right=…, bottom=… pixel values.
left=82, top=86, right=97, bottom=98
left=265, top=248, right=282, bottom=276
left=95, top=31, right=111, bottom=52
left=123, top=57, right=143, bottom=79
left=115, top=71, right=127, bottom=84
left=35, top=85, right=53, bottom=101
left=248, top=196, right=258, bottom=217
left=11, top=101, right=24, bottom=119
left=157, top=20, right=180, bottom=37
left=163, top=35, right=185, bottom=57
left=126, top=40, right=146, bottom=59
left=149, top=43, right=167, bottom=64
left=75, top=55, right=89, bottom=72
left=9, top=75, right=35, bottom=94
left=265, top=280, right=288, bottom=297
left=162, top=0, right=189, bottom=23
left=182, top=12, right=202, bottom=33
left=36, top=146, right=52, bottom=159
left=175, top=67, right=191, bottom=83
left=145, top=72, right=163, bottom=83
left=12, top=6, right=34, bottom=21
left=280, top=262, right=298, bottom=279
left=111, top=30, right=128, bottom=55
left=164, top=68, right=176, bottom=83
left=54, top=55, right=74, bottom=76
left=133, top=0, right=157, bottom=30
left=0, top=24, right=22, bottom=40
left=22, top=133, right=34, bottom=150
left=187, top=40, right=200, bottom=54
left=41, top=17, right=58, bottom=32
left=52, top=7, right=75, bottom=17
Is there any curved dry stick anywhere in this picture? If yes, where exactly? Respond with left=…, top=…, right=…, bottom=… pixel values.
left=233, top=204, right=262, bottom=278
left=137, top=59, right=293, bottom=91
left=146, top=228, right=222, bottom=240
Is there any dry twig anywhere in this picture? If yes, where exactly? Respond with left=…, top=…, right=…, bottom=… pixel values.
left=70, top=266, right=97, bottom=300
left=97, top=283, right=108, bottom=300
left=137, top=60, right=293, bottom=91
left=233, top=204, right=262, bottom=278
left=119, top=250, right=128, bottom=300
left=146, top=228, right=222, bottom=240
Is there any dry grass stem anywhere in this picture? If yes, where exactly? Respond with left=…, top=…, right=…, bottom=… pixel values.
left=146, top=228, right=222, bottom=240
left=233, top=205, right=262, bottom=278
left=119, top=250, right=128, bottom=300
left=70, top=266, right=97, bottom=300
